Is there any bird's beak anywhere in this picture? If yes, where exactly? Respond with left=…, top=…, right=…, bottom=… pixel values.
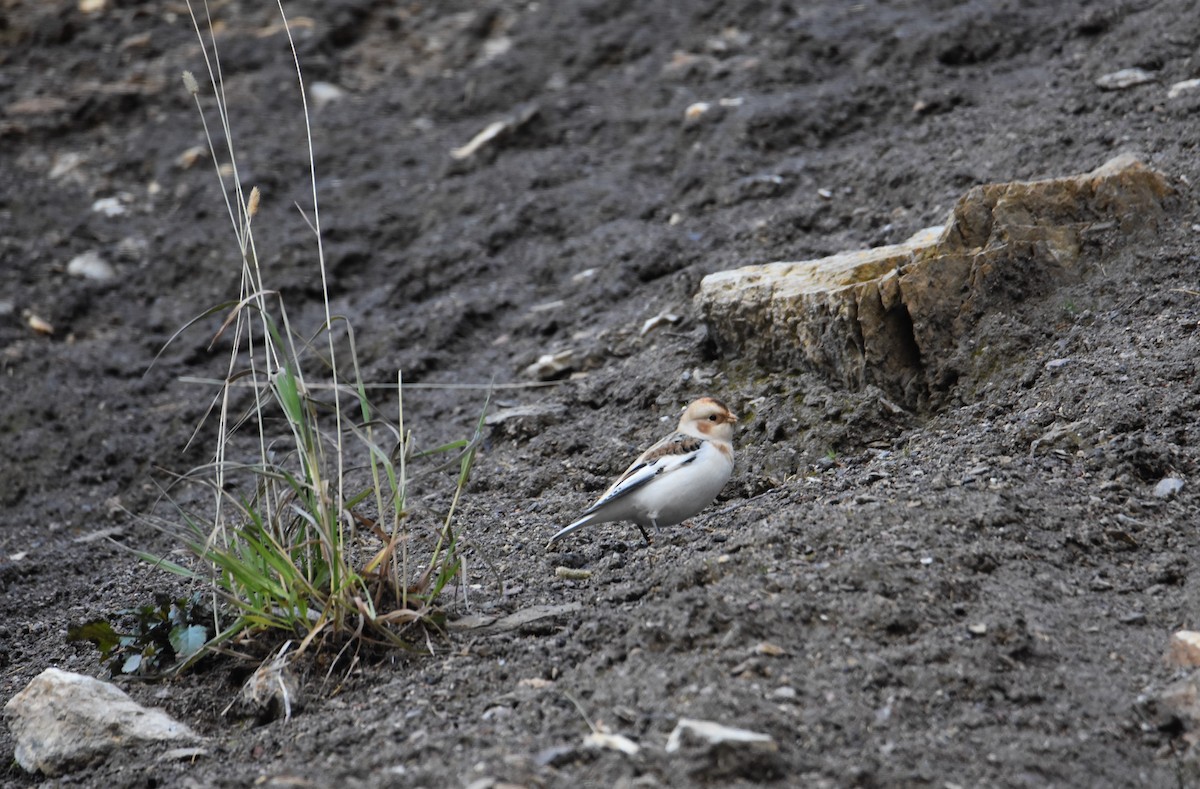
left=727, top=412, right=739, bottom=424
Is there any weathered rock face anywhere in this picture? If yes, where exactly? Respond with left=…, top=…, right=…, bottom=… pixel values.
left=3, top=668, right=199, bottom=776
left=697, top=154, right=1173, bottom=407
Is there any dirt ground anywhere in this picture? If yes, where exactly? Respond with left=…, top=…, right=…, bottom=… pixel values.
left=4, top=0, right=1200, bottom=786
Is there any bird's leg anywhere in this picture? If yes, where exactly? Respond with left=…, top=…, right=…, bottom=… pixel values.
left=635, top=519, right=656, bottom=546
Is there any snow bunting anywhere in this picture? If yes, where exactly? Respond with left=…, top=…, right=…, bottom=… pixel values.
left=547, top=397, right=738, bottom=547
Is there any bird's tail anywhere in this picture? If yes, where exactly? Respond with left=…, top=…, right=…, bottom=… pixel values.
left=546, top=515, right=593, bottom=548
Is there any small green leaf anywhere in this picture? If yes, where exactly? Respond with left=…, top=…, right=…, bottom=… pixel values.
left=67, top=620, right=121, bottom=659
left=169, top=624, right=208, bottom=658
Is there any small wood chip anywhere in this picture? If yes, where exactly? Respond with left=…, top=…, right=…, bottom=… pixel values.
left=754, top=641, right=786, bottom=657
left=583, top=731, right=640, bottom=756
left=555, top=566, right=592, bottom=581
left=446, top=603, right=582, bottom=636
left=518, top=677, right=554, bottom=689
left=25, top=312, right=53, bottom=335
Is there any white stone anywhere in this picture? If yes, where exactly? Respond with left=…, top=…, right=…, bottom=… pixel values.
left=1154, top=477, right=1184, bottom=498
left=4, top=668, right=199, bottom=776
left=91, top=196, right=125, bottom=217
left=684, top=101, right=712, bottom=122
left=1095, top=68, right=1156, bottom=91
left=1169, top=78, right=1200, bottom=99
left=309, top=81, right=346, bottom=110
left=66, top=250, right=115, bottom=281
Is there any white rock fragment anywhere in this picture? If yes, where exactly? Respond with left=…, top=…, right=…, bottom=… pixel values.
left=1154, top=477, right=1184, bottom=499
left=1095, top=68, right=1156, bottom=91
left=1167, top=631, right=1200, bottom=668
left=684, top=101, right=712, bottom=122
left=309, top=81, right=346, bottom=110
left=523, top=350, right=574, bottom=380
left=67, top=250, right=115, bottom=281
left=4, top=668, right=199, bottom=776
left=481, top=35, right=512, bottom=61
left=91, top=196, right=125, bottom=217
left=1169, top=79, right=1200, bottom=99
left=665, top=717, right=777, bottom=754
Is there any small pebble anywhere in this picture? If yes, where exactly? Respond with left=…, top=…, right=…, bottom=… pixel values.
left=684, top=101, right=712, bottom=122
left=754, top=641, right=786, bottom=657
left=309, top=82, right=346, bottom=110
left=91, top=196, right=125, bottom=217
left=1168, top=79, right=1200, bottom=99
left=1095, top=68, right=1156, bottom=91
left=1153, top=477, right=1184, bottom=499
left=67, top=251, right=115, bottom=281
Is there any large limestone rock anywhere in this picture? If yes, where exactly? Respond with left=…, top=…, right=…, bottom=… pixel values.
left=697, top=154, right=1173, bottom=405
left=3, top=667, right=199, bottom=776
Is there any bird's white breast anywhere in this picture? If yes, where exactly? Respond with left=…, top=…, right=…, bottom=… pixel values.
left=628, top=440, right=733, bottom=528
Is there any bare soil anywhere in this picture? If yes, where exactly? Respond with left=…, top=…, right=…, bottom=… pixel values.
left=3, top=0, right=1200, bottom=786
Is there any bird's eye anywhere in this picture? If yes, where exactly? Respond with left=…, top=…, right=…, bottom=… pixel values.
left=708, top=414, right=718, bottom=421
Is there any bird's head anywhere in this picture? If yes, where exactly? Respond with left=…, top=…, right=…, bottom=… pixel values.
left=679, top=397, right=738, bottom=442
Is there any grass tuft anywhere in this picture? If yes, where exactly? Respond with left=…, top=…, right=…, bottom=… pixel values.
left=134, top=0, right=487, bottom=669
